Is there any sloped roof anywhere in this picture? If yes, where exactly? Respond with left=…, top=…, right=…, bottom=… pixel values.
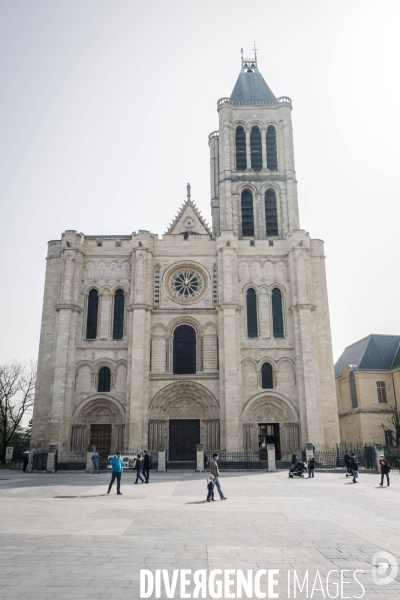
left=230, top=71, right=276, bottom=102
left=165, top=199, right=211, bottom=236
left=334, top=334, right=400, bottom=378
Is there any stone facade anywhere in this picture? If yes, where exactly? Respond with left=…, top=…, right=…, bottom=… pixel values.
left=31, top=55, right=340, bottom=463
left=335, top=334, right=400, bottom=446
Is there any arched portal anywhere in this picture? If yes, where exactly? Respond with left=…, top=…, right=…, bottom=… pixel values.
left=148, top=382, right=220, bottom=461
left=242, top=393, right=299, bottom=460
left=71, top=396, right=125, bottom=459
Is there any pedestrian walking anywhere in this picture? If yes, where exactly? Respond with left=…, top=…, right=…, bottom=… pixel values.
left=210, top=453, right=227, bottom=500
left=107, top=451, right=123, bottom=495
left=143, top=449, right=151, bottom=483
left=307, top=456, right=315, bottom=478
left=134, top=453, right=144, bottom=484
left=22, top=454, right=29, bottom=472
left=350, top=453, right=359, bottom=483
left=379, top=454, right=390, bottom=487
left=206, top=474, right=215, bottom=502
left=91, top=451, right=100, bottom=474
left=344, top=451, right=352, bottom=476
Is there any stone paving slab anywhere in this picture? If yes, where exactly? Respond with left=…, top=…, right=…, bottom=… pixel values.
left=0, top=470, right=400, bottom=599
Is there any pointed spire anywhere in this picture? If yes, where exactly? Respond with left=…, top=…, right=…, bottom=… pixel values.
left=230, top=49, right=276, bottom=102
left=187, top=183, right=191, bottom=201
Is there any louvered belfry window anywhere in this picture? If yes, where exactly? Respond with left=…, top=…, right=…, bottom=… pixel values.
left=113, top=289, right=124, bottom=340
left=250, top=126, right=262, bottom=172
left=272, top=288, right=284, bottom=338
left=241, top=189, right=254, bottom=237
left=350, top=372, right=358, bottom=408
left=173, top=325, right=196, bottom=374
left=262, top=363, right=274, bottom=389
left=98, top=367, right=111, bottom=392
left=265, top=189, right=278, bottom=237
left=246, top=288, right=258, bottom=338
left=266, top=125, right=278, bottom=170
left=235, top=126, right=247, bottom=171
left=86, top=289, right=99, bottom=339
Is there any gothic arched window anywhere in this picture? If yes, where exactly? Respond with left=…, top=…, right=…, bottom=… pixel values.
left=113, top=289, right=124, bottom=340
left=173, top=325, right=196, bottom=374
left=272, top=288, right=284, bottom=338
left=241, top=189, right=254, bottom=237
left=265, top=189, right=278, bottom=237
left=262, top=363, right=274, bottom=389
left=250, top=126, right=262, bottom=171
left=86, top=289, right=99, bottom=339
left=235, top=126, right=247, bottom=171
left=98, top=367, right=111, bottom=392
left=350, top=372, right=358, bottom=408
left=266, top=125, right=278, bottom=170
left=246, top=288, right=258, bottom=338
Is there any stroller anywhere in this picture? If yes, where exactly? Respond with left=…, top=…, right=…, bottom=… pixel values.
left=288, top=460, right=306, bottom=478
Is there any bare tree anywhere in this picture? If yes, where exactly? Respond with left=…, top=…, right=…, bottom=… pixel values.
left=381, top=398, right=400, bottom=446
left=0, top=361, right=36, bottom=462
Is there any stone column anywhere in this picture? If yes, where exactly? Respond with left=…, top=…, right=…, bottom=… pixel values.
left=305, top=443, right=314, bottom=465
left=267, top=444, right=276, bottom=472
left=47, top=444, right=58, bottom=473
left=86, top=444, right=95, bottom=472
left=196, top=444, right=204, bottom=472
left=374, top=443, right=384, bottom=473
left=158, top=445, right=166, bottom=473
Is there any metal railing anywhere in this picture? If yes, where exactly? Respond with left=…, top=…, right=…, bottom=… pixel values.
left=384, top=446, right=400, bottom=472
left=206, top=450, right=266, bottom=470
left=312, top=445, right=375, bottom=470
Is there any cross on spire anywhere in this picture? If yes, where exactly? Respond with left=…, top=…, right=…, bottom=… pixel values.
left=187, top=182, right=191, bottom=200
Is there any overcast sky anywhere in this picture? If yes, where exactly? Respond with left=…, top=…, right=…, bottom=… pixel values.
left=1, top=0, right=399, bottom=364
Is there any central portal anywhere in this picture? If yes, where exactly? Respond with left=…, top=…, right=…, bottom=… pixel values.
left=169, top=419, right=200, bottom=461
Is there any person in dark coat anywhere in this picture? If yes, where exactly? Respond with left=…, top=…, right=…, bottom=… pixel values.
left=379, top=455, right=390, bottom=487
left=291, top=454, right=298, bottom=465
left=204, top=453, right=209, bottom=470
left=350, top=453, right=359, bottom=483
left=307, top=456, right=315, bottom=478
left=134, top=453, right=144, bottom=484
left=143, top=449, right=151, bottom=483
left=22, top=454, right=29, bottom=472
left=344, top=451, right=352, bottom=475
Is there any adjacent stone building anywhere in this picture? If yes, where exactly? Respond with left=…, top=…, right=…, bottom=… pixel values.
left=335, top=334, right=400, bottom=446
left=31, top=54, right=340, bottom=465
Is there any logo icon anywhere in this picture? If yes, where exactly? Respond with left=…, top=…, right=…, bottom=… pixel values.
left=372, top=551, right=398, bottom=585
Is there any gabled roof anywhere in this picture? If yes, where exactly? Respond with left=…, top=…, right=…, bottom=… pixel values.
left=334, top=334, right=400, bottom=378
left=230, top=54, right=276, bottom=102
left=165, top=199, right=211, bottom=236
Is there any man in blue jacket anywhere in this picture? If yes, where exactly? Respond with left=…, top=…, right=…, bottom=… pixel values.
left=107, top=451, right=123, bottom=495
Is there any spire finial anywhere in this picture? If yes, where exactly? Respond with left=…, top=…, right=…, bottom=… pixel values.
left=253, top=41, right=258, bottom=58
left=187, top=182, right=191, bottom=200
left=240, top=47, right=243, bottom=57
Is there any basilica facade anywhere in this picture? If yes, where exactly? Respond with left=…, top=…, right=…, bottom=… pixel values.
left=31, top=55, right=340, bottom=464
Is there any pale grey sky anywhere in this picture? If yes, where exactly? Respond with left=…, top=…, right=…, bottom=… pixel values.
left=1, top=0, right=399, bottom=364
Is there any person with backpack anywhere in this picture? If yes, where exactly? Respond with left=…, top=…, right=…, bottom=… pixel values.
left=91, top=451, right=100, bottom=474
left=350, top=453, right=359, bottom=483
left=107, top=451, right=124, bottom=495
left=134, top=453, right=144, bottom=484
left=379, top=454, right=390, bottom=487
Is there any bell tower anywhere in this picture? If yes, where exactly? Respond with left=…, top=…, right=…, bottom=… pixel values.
left=209, top=50, right=299, bottom=240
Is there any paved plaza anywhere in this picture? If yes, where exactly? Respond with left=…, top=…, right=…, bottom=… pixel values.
left=0, top=469, right=399, bottom=599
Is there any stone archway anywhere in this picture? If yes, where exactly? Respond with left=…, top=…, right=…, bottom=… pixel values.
left=242, top=394, right=300, bottom=460
left=71, top=397, right=125, bottom=457
left=148, top=382, right=220, bottom=457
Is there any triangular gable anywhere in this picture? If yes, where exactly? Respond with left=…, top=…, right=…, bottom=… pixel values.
left=165, top=199, right=211, bottom=236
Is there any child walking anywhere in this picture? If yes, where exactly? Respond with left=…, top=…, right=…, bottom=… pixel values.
left=207, top=475, right=215, bottom=502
